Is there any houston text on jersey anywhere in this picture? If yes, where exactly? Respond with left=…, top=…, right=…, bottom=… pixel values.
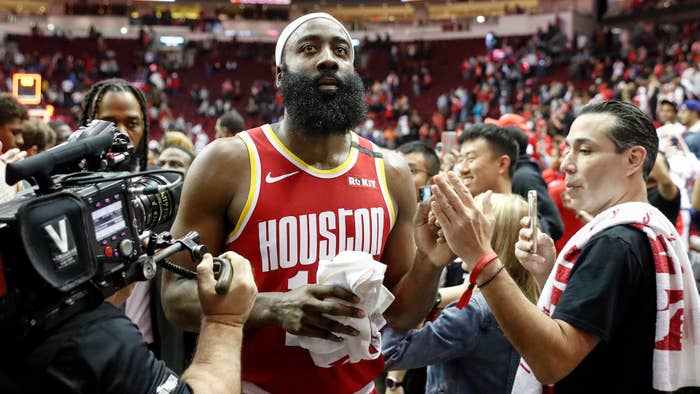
left=257, top=207, right=385, bottom=272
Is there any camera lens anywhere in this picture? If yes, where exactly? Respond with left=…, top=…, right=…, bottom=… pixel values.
left=130, top=174, right=179, bottom=232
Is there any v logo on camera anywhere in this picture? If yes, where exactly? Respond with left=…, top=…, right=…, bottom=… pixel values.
left=45, top=218, right=70, bottom=253
left=43, top=215, right=79, bottom=270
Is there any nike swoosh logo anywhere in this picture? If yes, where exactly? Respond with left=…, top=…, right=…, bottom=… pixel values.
left=265, top=171, right=299, bottom=183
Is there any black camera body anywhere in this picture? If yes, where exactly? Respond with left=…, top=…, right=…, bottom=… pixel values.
left=0, top=121, right=180, bottom=338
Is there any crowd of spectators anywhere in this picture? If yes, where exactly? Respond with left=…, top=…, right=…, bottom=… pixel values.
left=2, top=19, right=700, bottom=159
left=6, top=19, right=700, bottom=241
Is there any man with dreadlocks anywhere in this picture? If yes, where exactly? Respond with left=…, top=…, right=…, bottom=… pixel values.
left=80, top=78, right=149, bottom=171
left=80, top=78, right=191, bottom=373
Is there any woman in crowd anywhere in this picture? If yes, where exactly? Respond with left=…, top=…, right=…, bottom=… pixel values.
left=382, top=193, right=541, bottom=394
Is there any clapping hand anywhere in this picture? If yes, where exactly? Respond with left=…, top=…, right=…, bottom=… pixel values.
left=429, top=171, right=495, bottom=271
left=414, top=195, right=456, bottom=266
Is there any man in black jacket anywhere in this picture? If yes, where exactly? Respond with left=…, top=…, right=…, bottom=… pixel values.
left=0, top=252, right=257, bottom=393
left=505, top=125, right=564, bottom=241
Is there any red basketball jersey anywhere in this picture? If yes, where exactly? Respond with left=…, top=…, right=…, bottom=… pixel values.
left=227, top=125, right=395, bottom=394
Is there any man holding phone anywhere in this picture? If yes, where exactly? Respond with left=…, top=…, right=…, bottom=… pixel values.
left=431, top=101, right=700, bottom=393
left=386, top=141, right=441, bottom=394
left=397, top=141, right=440, bottom=203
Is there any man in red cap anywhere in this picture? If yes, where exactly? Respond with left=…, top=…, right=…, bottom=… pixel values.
left=485, top=114, right=564, bottom=241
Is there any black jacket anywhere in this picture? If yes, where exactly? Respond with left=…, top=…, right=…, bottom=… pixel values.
left=512, top=155, right=564, bottom=242
left=1, top=303, right=192, bottom=393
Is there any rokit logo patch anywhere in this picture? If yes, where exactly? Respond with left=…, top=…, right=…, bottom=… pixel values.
left=43, top=216, right=79, bottom=270
left=347, top=176, right=377, bottom=188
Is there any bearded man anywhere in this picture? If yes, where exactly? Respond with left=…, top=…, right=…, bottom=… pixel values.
left=161, top=13, right=454, bottom=394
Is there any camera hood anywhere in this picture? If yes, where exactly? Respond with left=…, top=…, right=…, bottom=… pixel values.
left=18, top=192, right=97, bottom=292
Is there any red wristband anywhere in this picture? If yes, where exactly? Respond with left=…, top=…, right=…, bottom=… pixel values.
left=456, top=250, right=498, bottom=309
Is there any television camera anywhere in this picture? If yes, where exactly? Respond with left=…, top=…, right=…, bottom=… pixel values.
left=0, top=120, right=231, bottom=339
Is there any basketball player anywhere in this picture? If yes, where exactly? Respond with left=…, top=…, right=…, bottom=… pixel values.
left=162, top=13, right=454, bottom=394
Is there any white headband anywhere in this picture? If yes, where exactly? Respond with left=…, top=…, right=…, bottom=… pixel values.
left=275, top=12, right=353, bottom=67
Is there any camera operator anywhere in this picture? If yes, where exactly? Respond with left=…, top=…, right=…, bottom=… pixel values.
left=0, top=251, right=257, bottom=394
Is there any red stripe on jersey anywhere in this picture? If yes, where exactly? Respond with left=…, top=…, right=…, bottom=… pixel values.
left=229, top=125, right=392, bottom=393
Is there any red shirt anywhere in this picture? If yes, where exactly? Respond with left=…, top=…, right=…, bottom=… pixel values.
left=228, top=125, right=394, bottom=393
left=548, top=180, right=585, bottom=252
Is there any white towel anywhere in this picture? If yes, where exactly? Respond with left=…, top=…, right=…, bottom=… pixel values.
left=292, top=251, right=395, bottom=368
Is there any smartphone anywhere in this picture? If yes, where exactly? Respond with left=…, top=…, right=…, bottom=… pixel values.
left=528, top=190, right=538, bottom=254
left=419, top=185, right=433, bottom=203
left=441, top=131, right=458, bottom=157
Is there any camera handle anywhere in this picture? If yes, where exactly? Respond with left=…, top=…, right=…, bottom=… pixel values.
left=145, top=231, right=234, bottom=295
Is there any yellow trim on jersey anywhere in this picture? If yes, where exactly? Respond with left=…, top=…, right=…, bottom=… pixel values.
left=375, top=147, right=397, bottom=229
left=261, top=124, right=359, bottom=176
left=227, top=132, right=261, bottom=243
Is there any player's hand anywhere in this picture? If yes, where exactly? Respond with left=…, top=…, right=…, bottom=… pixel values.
left=514, top=216, right=556, bottom=289
left=197, top=251, right=257, bottom=327
left=274, top=284, right=365, bottom=342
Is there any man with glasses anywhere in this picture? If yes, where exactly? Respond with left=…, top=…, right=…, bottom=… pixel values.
left=397, top=141, right=440, bottom=200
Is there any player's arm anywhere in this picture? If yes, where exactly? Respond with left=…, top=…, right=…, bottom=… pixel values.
left=380, top=150, right=455, bottom=332
left=161, top=138, right=246, bottom=331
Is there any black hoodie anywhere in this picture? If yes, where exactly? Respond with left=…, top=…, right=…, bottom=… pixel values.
left=512, top=155, right=564, bottom=241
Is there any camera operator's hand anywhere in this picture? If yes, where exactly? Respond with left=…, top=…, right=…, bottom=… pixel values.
left=197, top=252, right=257, bottom=328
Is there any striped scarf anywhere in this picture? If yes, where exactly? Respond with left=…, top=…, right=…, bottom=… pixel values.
left=511, top=202, right=700, bottom=393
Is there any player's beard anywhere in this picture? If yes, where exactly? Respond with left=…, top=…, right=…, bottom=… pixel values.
left=280, top=69, right=366, bottom=136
